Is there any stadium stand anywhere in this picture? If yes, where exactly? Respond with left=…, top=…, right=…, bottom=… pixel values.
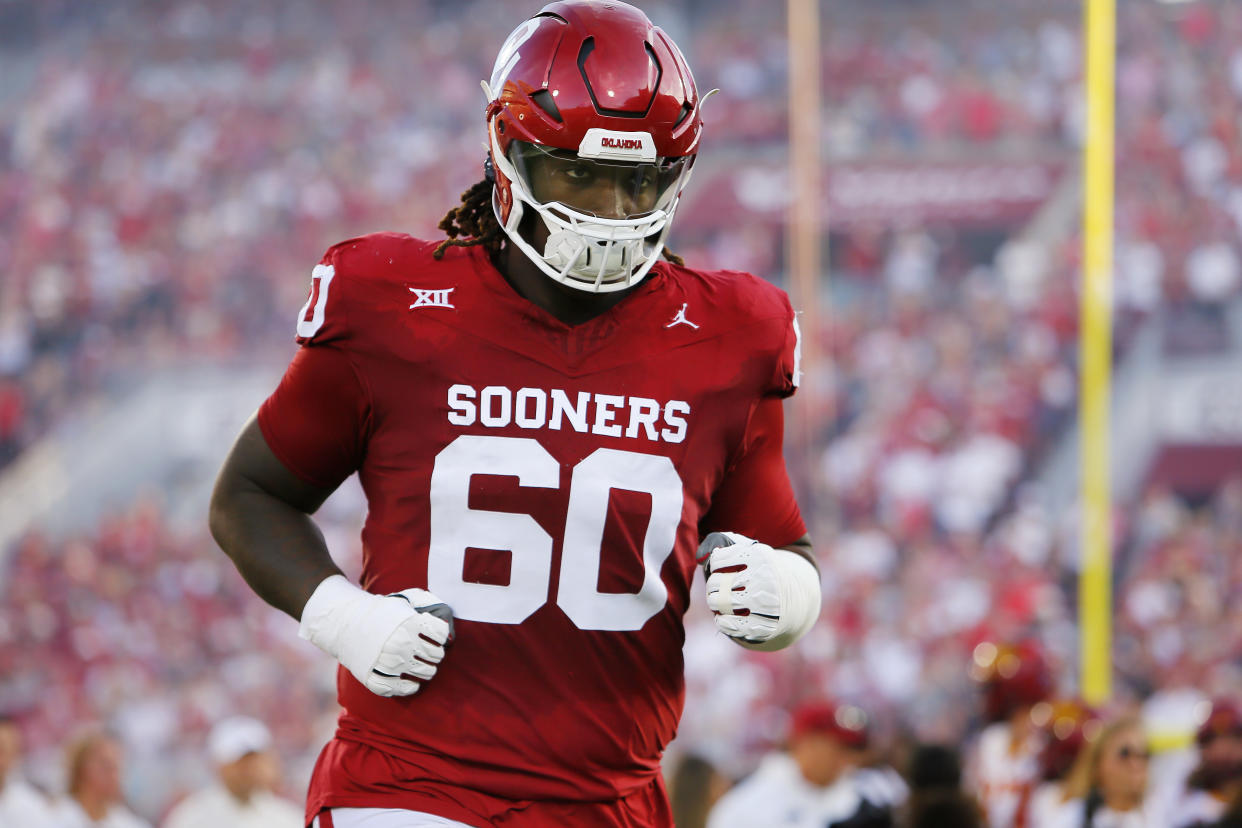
left=3, top=0, right=1242, bottom=822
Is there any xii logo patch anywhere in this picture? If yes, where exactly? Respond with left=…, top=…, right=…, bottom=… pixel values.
left=409, top=287, right=456, bottom=310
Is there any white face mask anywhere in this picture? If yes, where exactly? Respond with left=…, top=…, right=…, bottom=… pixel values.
left=489, top=125, right=695, bottom=293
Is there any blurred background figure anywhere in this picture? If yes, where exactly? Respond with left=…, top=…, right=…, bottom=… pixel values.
left=900, top=743, right=982, bottom=828
left=965, top=640, right=1054, bottom=827
left=1042, top=715, right=1156, bottom=827
left=0, top=713, right=55, bottom=827
left=1213, top=784, right=1242, bottom=828
left=1025, top=698, right=1103, bottom=825
left=50, top=728, right=150, bottom=828
left=161, top=715, right=300, bottom=828
left=708, top=699, right=905, bottom=828
left=666, top=752, right=729, bottom=828
left=1174, top=698, right=1242, bottom=827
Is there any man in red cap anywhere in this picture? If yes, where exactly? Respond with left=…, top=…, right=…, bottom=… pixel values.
left=1174, top=698, right=1242, bottom=827
left=707, top=700, right=905, bottom=828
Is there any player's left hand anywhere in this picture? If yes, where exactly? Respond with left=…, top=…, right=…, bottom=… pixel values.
left=698, top=531, right=821, bottom=652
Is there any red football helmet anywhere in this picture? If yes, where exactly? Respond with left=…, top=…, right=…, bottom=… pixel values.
left=1196, top=698, right=1242, bottom=748
left=970, top=640, right=1054, bottom=723
left=1031, top=698, right=1102, bottom=782
left=483, top=1, right=703, bottom=292
left=1192, top=698, right=1242, bottom=791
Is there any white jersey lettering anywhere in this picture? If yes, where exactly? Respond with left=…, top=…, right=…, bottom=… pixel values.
left=447, top=384, right=691, bottom=444
left=549, top=389, right=590, bottom=433
left=447, top=384, right=477, bottom=426
left=480, top=386, right=512, bottom=427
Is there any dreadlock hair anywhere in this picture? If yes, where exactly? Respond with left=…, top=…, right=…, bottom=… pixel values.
left=433, top=179, right=505, bottom=260
left=432, top=178, right=685, bottom=268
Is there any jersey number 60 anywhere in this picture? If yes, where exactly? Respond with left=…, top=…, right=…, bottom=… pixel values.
left=428, top=435, right=684, bottom=631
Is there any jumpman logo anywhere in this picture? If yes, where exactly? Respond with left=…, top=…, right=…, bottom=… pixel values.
left=665, top=303, right=699, bottom=329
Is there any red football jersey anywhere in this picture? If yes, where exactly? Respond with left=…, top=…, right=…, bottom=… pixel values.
left=257, top=234, right=805, bottom=818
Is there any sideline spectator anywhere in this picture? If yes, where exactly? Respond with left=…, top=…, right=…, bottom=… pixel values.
left=667, top=753, right=729, bottom=828
left=965, top=640, right=1053, bottom=827
left=1043, top=715, right=1157, bottom=827
left=161, top=716, right=301, bottom=828
left=50, top=729, right=150, bottom=828
left=0, top=714, right=54, bottom=827
left=1175, top=699, right=1242, bottom=828
left=901, top=743, right=982, bottom=828
left=1213, top=781, right=1242, bottom=828
left=708, top=700, right=905, bottom=828
left=1026, top=699, right=1104, bottom=825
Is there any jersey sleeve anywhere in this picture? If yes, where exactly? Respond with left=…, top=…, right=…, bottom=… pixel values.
left=699, top=395, right=806, bottom=548
left=718, top=268, right=802, bottom=399
left=294, top=244, right=356, bottom=346
left=292, top=233, right=435, bottom=346
left=769, top=296, right=801, bottom=399
left=257, top=238, right=382, bottom=487
left=257, top=342, right=371, bottom=490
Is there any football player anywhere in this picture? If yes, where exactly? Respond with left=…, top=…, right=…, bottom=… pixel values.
left=208, top=3, right=821, bottom=827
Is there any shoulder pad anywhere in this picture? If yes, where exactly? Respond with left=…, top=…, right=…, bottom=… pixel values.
left=294, top=233, right=438, bottom=345
left=677, top=266, right=801, bottom=397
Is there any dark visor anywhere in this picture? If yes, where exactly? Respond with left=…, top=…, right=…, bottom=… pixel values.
left=509, top=141, right=691, bottom=220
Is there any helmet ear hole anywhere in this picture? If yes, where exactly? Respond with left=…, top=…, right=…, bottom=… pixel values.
left=497, top=119, right=507, bottom=134
left=672, top=101, right=693, bottom=130
left=530, top=89, right=563, bottom=123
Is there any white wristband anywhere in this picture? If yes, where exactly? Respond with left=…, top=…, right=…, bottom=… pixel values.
left=298, top=574, right=408, bottom=686
left=703, top=532, right=823, bottom=652
left=298, top=574, right=370, bottom=655
left=736, top=549, right=821, bottom=652
left=297, top=575, right=453, bottom=697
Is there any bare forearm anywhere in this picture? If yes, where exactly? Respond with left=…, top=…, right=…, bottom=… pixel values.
left=209, top=414, right=348, bottom=619
left=209, top=487, right=343, bottom=619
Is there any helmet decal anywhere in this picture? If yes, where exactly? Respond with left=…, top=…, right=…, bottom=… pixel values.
left=489, top=18, right=540, bottom=95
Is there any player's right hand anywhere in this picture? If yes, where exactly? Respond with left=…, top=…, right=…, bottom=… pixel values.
left=298, top=575, right=454, bottom=697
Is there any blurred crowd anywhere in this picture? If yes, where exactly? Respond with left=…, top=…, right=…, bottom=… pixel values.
left=0, top=710, right=305, bottom=827
left=5, top=0, right=1242, bottom=825
left=4, top=592, right=1242, bottom=827
left=5, top=0, right=1242, bottom=466
left=0, top=500, right=340, bottom=822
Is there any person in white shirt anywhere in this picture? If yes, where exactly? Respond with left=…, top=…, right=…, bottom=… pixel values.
left=161, top=716, right=301, bottom=828
left=0, top=714, right=56, bottom=828
left=1026, top=699, right=1103, bottom=826
left=964, top=640, right=1054, bottom=828
left=707, top=699, right=905, bottom=828
left=1038, top=715, right=1158, bottom=828
left=49, top=728, right=150, bottom=828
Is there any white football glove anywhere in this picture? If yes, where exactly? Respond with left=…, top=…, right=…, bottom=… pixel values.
left=298, top=575, right=454, bottom=697
left=699, top=531, right=821, bottom=652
